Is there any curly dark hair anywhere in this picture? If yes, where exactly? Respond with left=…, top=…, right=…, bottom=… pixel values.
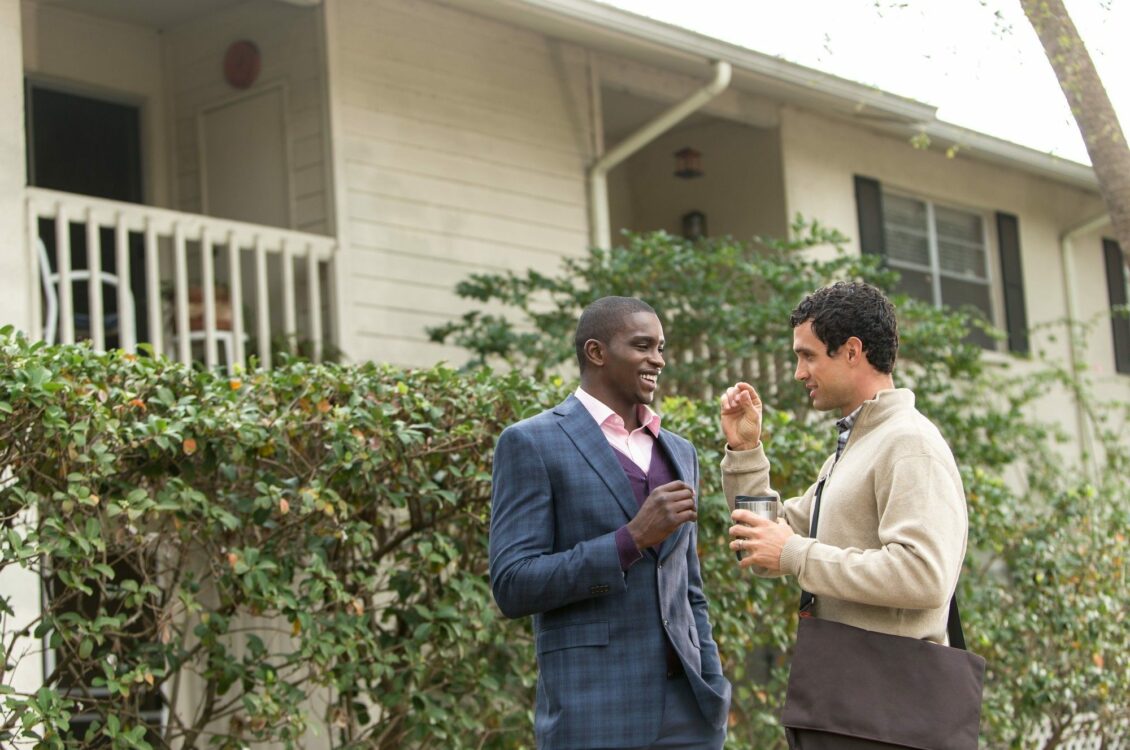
left=789, top=282, right=898, bottom=374
left=574, top=296, right=657, bottom=372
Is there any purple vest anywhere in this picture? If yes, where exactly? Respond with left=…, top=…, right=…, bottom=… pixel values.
left=613, top=441, right=677, bottom=511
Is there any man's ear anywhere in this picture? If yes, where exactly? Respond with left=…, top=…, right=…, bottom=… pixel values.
left=844, top=336, right=864, bottom=365
left=583, top=338, right=605, bottom=368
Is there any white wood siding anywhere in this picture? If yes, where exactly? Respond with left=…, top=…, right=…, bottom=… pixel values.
left=332, top=0, right=593, bottom=367
left=164, top=0, right=331, bottom=236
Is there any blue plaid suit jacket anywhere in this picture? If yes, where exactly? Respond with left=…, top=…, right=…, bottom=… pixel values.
left=490, top=396, right=731, bottom=749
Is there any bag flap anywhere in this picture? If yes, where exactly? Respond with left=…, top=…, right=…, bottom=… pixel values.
left=782, top=617, right=986, bottom=750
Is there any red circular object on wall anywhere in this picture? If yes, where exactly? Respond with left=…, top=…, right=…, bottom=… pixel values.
left=223, top=40, right=261, bottom=89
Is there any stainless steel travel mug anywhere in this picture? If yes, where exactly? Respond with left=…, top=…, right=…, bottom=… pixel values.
left=734, top=495, right=778, bottom=561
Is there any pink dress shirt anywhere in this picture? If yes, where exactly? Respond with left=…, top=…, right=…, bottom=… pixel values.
left=574, top=387, right=661, bottom=472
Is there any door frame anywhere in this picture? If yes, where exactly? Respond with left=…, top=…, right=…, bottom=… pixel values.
left=24, top=74, right=149, bottom=204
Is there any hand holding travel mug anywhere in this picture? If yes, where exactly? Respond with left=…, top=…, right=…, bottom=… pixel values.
left=734, top=495, right=778, bottom=561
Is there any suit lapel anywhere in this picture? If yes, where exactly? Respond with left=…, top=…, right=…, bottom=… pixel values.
left=655, top=430, right=691, bottom=561
left=555, top=396, right=639, bottom=525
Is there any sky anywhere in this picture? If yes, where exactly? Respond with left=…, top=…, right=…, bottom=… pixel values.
left=597, top=0, right=1127, bottom=166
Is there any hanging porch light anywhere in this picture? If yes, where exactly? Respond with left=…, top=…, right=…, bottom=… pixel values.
left=674, top=147, right=703, bottom=179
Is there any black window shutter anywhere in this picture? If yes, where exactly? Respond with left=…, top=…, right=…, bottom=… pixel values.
left=1103, top=238, right=1130, bottom=374
left=995, top=212, right=1029, bottom=354
left=854, top=175, right=885, bottom=257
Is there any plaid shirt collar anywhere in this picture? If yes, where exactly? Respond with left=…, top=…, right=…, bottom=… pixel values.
left=834, top=403, right=864, bottom=461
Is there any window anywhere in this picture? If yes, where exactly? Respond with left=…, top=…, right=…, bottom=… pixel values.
left=881, top=192, right=995, bottom=348
left=854, top=175, right=1028, bottom=353
left=1102, top=238, right=1130, bottom=374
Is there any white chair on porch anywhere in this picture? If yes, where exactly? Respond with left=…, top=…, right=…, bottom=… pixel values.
left=168, top=285, right=249, bottom=374
left=37, top=238, right=135, bottom=347
left=176, top=330, right=244, bottom=374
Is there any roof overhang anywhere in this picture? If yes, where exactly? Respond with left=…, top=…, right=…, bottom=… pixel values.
left=439, top=0, right=1099, bottom=191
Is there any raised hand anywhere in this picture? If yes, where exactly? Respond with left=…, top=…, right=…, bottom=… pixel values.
left=719, top=381, right=763, bottom=451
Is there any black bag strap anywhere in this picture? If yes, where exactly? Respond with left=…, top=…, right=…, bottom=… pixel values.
left=797, top=476, right=826, bottom=614
left=947, top=593, right=967, bottom=650
left=798, top=472, right=969, bottom=651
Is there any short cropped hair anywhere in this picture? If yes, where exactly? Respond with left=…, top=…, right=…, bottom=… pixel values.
left=789, top=282, right=898, bottom=374
left=575, top=296, right=657, bottom=371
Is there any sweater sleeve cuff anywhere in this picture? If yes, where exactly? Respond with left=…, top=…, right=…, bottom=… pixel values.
left=615, top=525, right=643, bottom=571
left=779, top=534, right=814, bottom=578
left=720, top=441, right=769, bottom=473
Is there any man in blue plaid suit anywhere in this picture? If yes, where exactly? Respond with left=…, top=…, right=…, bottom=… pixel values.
left=490, top=297, right=731, bottom=749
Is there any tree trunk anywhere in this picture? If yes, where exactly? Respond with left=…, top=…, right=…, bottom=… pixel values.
left=1021, top=0, right=1130, bottom=253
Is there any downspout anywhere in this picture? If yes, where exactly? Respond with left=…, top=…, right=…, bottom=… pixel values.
left=1060, top=212, right=1111, bottom=478
left=588, top=60, right=732, bottom=250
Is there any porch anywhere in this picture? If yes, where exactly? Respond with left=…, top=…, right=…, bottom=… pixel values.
left=27, top=186, right=336, bottom=370
left=10, top=0, right=338, bottom=369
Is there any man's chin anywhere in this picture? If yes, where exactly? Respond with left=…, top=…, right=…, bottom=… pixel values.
left=810, top=396, right=832, bottom=412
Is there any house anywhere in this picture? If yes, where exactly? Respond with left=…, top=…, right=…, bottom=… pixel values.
left=0, top=0, right=1121, bottom=372
left=0, top=0, right=1123, bottom=743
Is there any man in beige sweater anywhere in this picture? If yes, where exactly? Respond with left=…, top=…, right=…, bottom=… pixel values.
left=721, top=282, right=967, bottom=645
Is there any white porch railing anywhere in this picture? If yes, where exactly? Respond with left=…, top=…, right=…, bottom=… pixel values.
left=26, top=187, right=337, bottom=370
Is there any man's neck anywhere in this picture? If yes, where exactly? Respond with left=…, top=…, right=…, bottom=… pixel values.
left=841, top=376, right=895, bottom=417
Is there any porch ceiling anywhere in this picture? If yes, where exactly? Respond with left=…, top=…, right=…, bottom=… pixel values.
left=34, top=0, right=251, bottom=30
left=601, top=88, right=721, bottom=144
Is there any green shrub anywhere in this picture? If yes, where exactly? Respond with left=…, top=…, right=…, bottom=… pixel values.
left=0, top=332, right=562, bottom=749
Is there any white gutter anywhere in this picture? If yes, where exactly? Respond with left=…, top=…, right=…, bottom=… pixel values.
left=1060, top=212, right=1111, bottom=477
left=589, top=59, right=732, bottom=249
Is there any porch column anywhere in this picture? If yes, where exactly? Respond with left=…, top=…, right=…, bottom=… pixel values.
left=0, top=0, right=41, bottom=723
left=0, top=0, right=28, bottom=333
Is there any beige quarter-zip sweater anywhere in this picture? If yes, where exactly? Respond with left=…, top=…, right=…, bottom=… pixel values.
left=721, top=388, right=968, bottom=644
